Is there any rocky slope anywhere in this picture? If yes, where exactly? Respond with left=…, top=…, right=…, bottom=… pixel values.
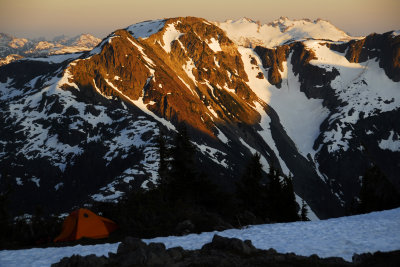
left=0, top=17, right=399, bottom=219
left=51, top=235, right=400, bottom=267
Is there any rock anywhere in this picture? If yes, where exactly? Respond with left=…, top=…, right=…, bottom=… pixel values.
left=202, top=234, right=257, bottom=255
left=51, top=254, right=108, bottom=267
left=175, top=220, right=195, bottom=235
left=109, top=237, right=174, bottom=266
left=146, top=242, right=171, bottom=265
left=353, top=250, right=400, bottom=267
left=116, top=236, right=147, bottom=254
left=111, top=237, right=149, bottom=266
left=253, top=45, right=290, bottom=87
left=51, top=236, right=400, bottom=267
left=167, top=246, right=184, bottom=261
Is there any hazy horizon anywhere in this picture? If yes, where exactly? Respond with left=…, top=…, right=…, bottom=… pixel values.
left=0, top=0, right=399, bottom=39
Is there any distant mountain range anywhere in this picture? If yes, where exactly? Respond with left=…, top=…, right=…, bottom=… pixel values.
left=0, top=17, right=399, bottom=219
left=0, top=33, right=101, bottom=65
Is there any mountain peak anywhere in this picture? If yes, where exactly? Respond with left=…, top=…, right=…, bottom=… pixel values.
left=126, top=19, right=166, bottom=39
left=69, top=34, right=101, bottom=47
left=214, top=16, right=353, bottom=47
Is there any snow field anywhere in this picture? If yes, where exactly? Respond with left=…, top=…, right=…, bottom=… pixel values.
left=239, top=46, right=327, bottom=175
left=270, top=53, right=329, bottom=159
left=304, top=40, right=400, bottom=153
left=126, top=20, right=165, bottom=39
left=1, top=208, right=399, bottom=266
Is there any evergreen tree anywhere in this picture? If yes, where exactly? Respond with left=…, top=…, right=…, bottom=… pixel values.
left=156, top=128, right=169, bottom=186
left=0, top=171, right=13, bottom=243
left=236, top=153, right=266, bottom=217
left=168, top=123, right=199, bottom=201
left=300, top=199, right=310, bottom=221
left=280, top=175, right=300, bottom=222
left=266, top=167, right=299, bottom=222
left=266, top=165, right=281, bottom=221
left=358, top=165, right=400, bottom=213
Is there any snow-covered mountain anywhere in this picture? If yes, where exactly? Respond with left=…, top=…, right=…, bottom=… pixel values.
left=214, top=17, right=355, bottom=48
left=0, top=17, right=399, bottom=219
left=0, top=33, right=101, bottom=65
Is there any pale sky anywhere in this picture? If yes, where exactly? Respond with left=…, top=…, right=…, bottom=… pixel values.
left=0, top=0, right=399, bottom=39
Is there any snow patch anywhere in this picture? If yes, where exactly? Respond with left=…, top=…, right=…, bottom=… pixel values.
left=215, top=127, right=229, bottom=144
left=195, top=143, right=228, bottom=168
left=255, top=102, right=290, bottom=176
left=378, top=131, right=400, bottom=152
left=126, top=37, right=155, bottom=67
left=93, top=79, right=112, bottom=99
left=214, top=56, right=220, bottom=68
left=207, top=106, right=218, bottom=119
left=295, top=194, right=319, bottom=221
left=161, top=23, right=184, bottom=53
left=31, top=177, right=40, bottom=187
left=16, top=177, right=23, bottom=186
left=178, top=76, right=195, bottom=96
left=54, top=183, right=63, bottom=191
left=207, top=38, right=222, bottom=52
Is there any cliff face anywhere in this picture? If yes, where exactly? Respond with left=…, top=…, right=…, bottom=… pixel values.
left=0, top=17, right=399, bottom=219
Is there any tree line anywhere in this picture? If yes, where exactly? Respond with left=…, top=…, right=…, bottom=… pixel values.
left=3, top=123, right=399, bottom=248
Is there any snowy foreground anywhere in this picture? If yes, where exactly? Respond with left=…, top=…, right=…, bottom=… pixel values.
left=1, top=208, right=400, bottom=267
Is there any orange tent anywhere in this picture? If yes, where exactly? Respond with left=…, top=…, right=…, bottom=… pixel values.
left=54, top=208, right=118, bottom=242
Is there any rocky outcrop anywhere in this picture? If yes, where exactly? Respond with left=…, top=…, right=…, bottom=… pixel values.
left=328, top=32, right=400, bottom=82
left=52, top=235, right=400, bottom=267
left=254, top=41, right=341, bottom=108
left=253, top=45, right=290, bottom=88
left=290, top=42, right=340, bottom=108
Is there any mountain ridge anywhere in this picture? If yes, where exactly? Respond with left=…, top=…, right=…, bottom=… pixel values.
left=0, top=33, right=101, bottom=65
